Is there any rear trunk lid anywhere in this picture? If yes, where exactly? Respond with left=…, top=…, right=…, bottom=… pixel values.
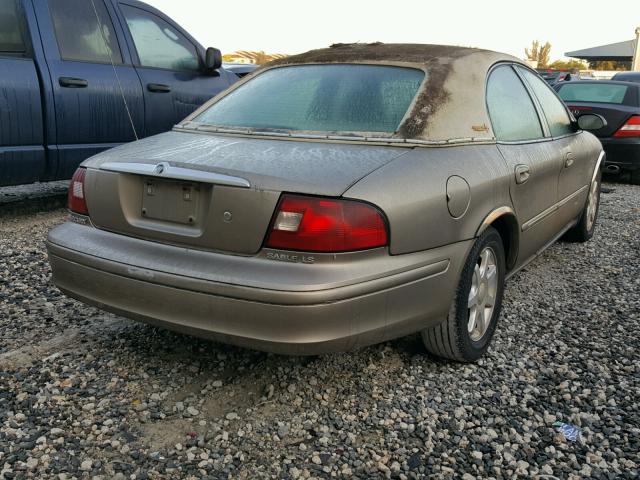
left=566, top=102, right=639, bottom=137
left=82, top=131, right=409, bottom=254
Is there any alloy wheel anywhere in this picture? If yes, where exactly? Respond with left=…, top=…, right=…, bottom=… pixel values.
left=467, top=247, right=498, bottom=342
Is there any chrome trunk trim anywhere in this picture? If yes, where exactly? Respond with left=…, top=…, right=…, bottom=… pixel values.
left=99, top=162, right=251, bottom=188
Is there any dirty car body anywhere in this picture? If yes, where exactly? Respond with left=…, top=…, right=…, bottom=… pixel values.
left=46, top=44, right=605, bottom=361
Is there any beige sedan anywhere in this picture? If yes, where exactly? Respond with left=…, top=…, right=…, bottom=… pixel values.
left=47, top=43, right=605, bottom=361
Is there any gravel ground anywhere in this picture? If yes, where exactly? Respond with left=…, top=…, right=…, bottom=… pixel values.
left=1, top=182, right=639, bottom=479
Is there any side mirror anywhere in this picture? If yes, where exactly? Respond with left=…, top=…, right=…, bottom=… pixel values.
left=577, top=113, right=607, bottom=131
left=203, top=47, right=222, bottom=73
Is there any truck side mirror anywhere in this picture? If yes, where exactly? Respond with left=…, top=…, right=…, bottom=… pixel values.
left=204, top=47, right=222, bottom=73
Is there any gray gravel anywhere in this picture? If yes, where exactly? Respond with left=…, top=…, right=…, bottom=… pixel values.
left=1, top=183, right=639, bottom=479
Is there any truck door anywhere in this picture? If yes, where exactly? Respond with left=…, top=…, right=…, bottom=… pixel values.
left=0, top=0, right=46, bottom=186
left=33, top=0, right=144, bottom=180
left=116, top=2, right=233, bottom=136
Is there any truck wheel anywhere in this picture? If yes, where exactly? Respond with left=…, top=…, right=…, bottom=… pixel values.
left=422, top=226, right=505, bottom=362
left=563, top=172, right=601, bottom=242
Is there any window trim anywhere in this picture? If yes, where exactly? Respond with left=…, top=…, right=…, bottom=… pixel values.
left=48, top=0, right=125, bottom=65
left=514, top=64, right=579, bottom=140
left=485, top=62, right=548, bottom=145
left=119, top=3, right=202, bottom=74
left=0, top=0, right=32, bottom=57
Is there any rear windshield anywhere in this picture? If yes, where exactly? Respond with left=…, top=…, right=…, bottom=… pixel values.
left=195, top=64, right=425, bottom=134
left=557, top=83, right=629, bottom=104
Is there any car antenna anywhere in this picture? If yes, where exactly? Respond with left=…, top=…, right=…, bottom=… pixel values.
left=88, top=0, right=139, bottom=141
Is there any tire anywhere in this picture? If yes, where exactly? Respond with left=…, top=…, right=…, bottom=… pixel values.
left=421, top=226, right=506, bottom=362
left=563, top=171, right=601, bottom=242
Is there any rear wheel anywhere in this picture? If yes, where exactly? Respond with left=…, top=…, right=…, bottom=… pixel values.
left=422, top=226, right=506, bottom=362
left=563, top=171, right=601, bottom=242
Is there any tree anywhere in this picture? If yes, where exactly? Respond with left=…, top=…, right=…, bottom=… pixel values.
left=548, top=59, right=588, bottom=71
left=525, top=40, right=552, bottom=68
left=588, top=60, right=631, bottom=71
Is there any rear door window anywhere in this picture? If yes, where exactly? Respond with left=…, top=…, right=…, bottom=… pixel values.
left=486, top=65, right=544, bottom=142
left=557, top=83, right=629, bottom=105
left=518, top=67, right=574, bottom=137
left=49, top=0, right=123, bottom=64
left=121, top=5, right=199, bottom=72
left=0, top=0, right=26, bottom=54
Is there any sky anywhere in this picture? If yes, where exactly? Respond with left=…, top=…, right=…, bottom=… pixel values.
left=145, top=0, right=639, bottom=62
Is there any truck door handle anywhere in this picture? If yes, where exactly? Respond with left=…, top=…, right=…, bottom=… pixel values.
left=564, top=152, right=575, bottom=168
left=59, top=77, right=88, bottom=88
left=515, top=164, right=531, bottom=184
left=147, top=83, right=171, bottom=93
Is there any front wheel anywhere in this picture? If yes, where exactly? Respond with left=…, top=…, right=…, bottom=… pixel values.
left=422, top=226, right=506, bottom=362
left=563, top=172, right=601, bottom=242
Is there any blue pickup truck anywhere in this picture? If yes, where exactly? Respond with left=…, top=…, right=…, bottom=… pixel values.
left=0, top=0, right=238, bottom=187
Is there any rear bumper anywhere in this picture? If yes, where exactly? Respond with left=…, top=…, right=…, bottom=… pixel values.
left=47, top=222, right=470, bottom=354
left=600, top=138, right=640, bottom=170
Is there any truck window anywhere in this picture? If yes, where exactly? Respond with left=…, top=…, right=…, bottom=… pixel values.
left=0, top=0, right=25, bottom=54
left=121, top=5, right=199, bottom=72
left=50, top=0, right=123, bottom=64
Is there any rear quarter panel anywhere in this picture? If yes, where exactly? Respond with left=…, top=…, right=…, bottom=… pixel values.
left=345, top=144, right=512, bottom=255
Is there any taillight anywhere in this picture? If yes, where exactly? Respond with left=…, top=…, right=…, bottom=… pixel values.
left=265, top=195, right=388, bottom=253
left=613, top=115, right=640, bottom=138
left=68, top=168, right=89, bottom=215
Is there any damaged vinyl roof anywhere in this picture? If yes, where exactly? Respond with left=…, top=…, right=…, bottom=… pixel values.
left=185, top=43, right=524, bottom=144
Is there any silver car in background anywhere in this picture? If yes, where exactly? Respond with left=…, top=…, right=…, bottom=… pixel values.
left=47, top=43, right=605, bottom=362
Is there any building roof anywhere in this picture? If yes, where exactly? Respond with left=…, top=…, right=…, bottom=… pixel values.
left=566, top=40, right=636, bottom=61
left=213, top=43, right=524, bottom=143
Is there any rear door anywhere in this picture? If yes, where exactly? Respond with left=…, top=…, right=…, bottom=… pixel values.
left=115, top=1, right=232, bottom=136
left=0, top=0, right=45, bottom=186
left=517, top=66, right=595, bottom=226
left=486, top=64, right=564, bottom=265
left=34, top=0, right=144, bottom=180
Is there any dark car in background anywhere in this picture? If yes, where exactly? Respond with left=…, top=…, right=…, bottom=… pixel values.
left=538, top=69, right=575, bottom=86
left=555, top=80, right=640, bottom=184
left=0, top=0, right=237, bottom=187
left=611, top=71, right=640, bottom=84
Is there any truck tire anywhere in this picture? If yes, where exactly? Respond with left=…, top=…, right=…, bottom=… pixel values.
left=422, top=226, right=506, bottom=362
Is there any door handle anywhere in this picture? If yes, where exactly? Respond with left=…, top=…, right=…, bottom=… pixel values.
left=514, top=164, right=531, bottom=184
left=564, top=152, right=575, bottom=168
left=59, top=77, right=88, bottom=88
left=147, top=83, right=171, bottom=93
